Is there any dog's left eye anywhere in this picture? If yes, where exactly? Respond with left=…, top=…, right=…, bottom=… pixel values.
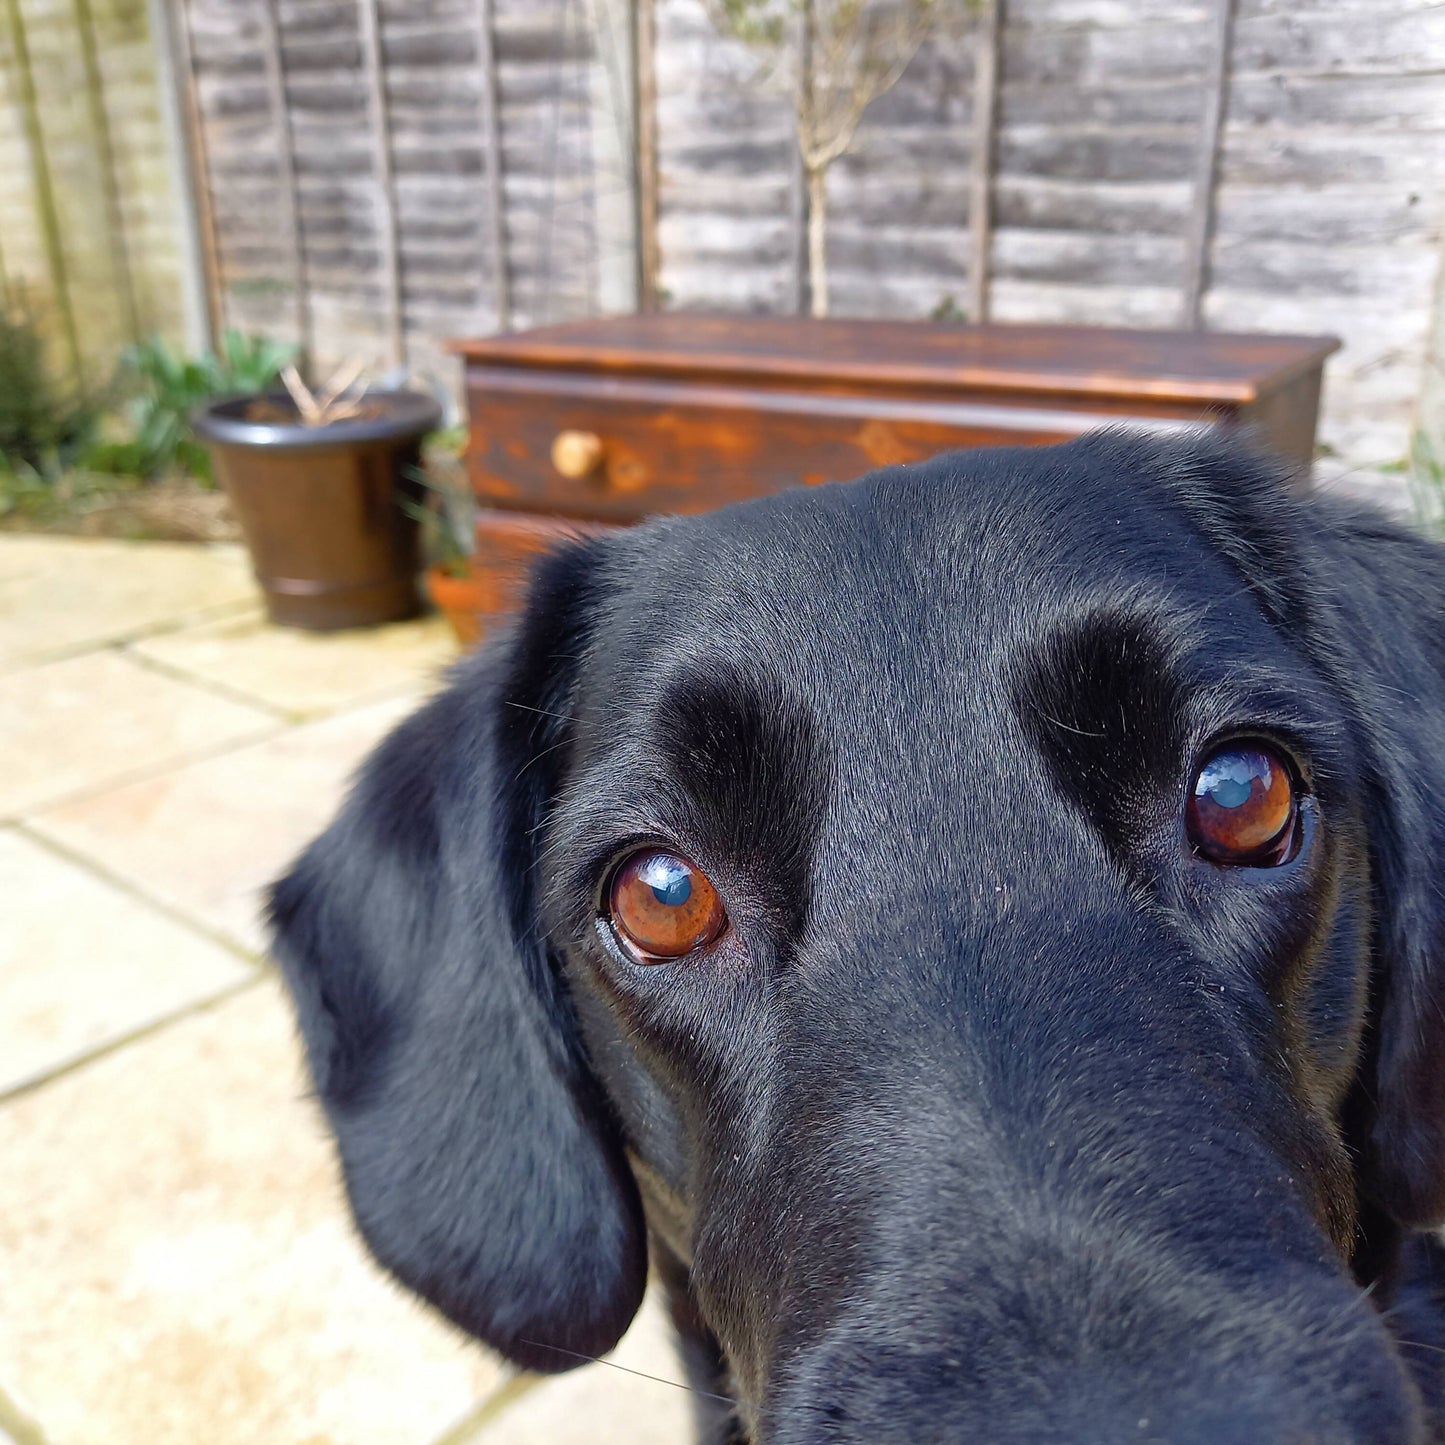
left=1187, top=743, right=1299, bottom=866
left=607, top=849, right=727, bottom=962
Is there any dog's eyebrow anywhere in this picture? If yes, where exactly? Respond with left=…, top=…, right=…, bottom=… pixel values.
left=1012, top=606, right=1187, bottom=862
left=656, top=664, right=830, bottom=895
left=539, top=660, right=834, bottom=947
left=1014, top=607, right=1185, bottom=760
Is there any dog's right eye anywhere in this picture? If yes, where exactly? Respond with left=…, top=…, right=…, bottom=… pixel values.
left=1187, top=743, right=1299, bottom=867
left=607, top=849, right=727, bottom=962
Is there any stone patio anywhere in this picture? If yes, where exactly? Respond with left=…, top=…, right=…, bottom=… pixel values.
left=0, top=536, right=694, bottom=1445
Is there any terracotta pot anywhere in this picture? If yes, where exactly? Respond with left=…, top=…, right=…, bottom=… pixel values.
left=192, top=389, right=442, bottom=630
left=426, top=564, right=487, bottom=648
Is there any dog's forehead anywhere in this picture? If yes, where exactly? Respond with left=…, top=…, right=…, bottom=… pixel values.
left=591, top=440, right=1270, bottom=722
left=557, top=438, right=1331, bottom=906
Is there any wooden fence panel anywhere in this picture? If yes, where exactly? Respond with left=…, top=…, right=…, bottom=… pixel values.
left=1208, top=1, right=1445, bottom=463
left=823, top=37, right=979, bottom=320
left=987, top=0, right=1211, bottom=329
left=646, top=0, right=1444, bottom=470
left=653, top=0, right=796, bottom=313
left=184, top=0, right=600, bottom=383
left=9, top=0, right=1422, bottom=471
left=0, top=0, right=184, bottom=388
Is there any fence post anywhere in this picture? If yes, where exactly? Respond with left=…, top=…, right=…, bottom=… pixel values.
left=148, top=0, right=218, bottom=353
left=257, top=0, right=311, bottom=357
left=357, top=0, right=404, bottom=367
left=473, top=0, right=510, bottom=331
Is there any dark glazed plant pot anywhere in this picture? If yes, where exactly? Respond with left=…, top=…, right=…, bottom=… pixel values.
left=193, top=389, right=443, bottom=630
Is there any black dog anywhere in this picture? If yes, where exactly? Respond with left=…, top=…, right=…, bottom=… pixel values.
left=270, top=432, right=1445, bottom=1443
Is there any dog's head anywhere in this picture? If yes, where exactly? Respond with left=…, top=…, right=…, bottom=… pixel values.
left=271, top=433, right=1445, bottom=1442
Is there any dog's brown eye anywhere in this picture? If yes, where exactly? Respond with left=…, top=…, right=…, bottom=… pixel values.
left=1187, top=744, right=1298, bottom=866
left=608, top=850, right=726, bottom=962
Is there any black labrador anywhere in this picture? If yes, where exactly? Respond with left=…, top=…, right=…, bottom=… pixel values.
left=270, top=431, right=1445, bottom=1443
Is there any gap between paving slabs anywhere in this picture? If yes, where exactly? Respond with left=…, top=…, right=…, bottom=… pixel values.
left=0, top=648, right=284, bottom=823
left=118, top=638, right=300, bottom=723
left=0, top=537, right=259, bottom=677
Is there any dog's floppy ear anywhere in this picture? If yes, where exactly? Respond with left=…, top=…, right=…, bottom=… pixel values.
left=1310, top=504, right=1445, bottom=1230
left=268, top=540, right=646, bottom=1371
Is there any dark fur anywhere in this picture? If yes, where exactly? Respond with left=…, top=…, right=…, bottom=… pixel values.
left=270, top=432, right=1445, bottom=1443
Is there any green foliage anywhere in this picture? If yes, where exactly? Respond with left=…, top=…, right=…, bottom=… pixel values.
left=0, top=461, right=54, bottom=519
left=0, top=304, right=96, bottom=472
left=716, top=0, right=789, bottom=46
left=87, top=330, right=296, bottom=483
left=714, top=0, right=957, bottom=62
left=0, top=460, right=126, bottom=524
left=403, top=429, right=475, bottom=576
left=929, top=294, right=969, bottom=323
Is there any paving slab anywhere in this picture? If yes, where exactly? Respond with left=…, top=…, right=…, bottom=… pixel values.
left=450, top=1289, right=698, bottom=1445
left=0, top=649, right=279, bottom=820
left=0, top=979, right=505, bottom=1445
left=31, top=693, right=426, bottom=955
left=0, top=538, right=255, bottom=669
left=131, top=607, right=456, bottom=718
left=0, top=828, right=254, bottom=1097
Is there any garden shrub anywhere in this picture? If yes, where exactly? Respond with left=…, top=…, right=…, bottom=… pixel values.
left=87, top=330, right=296, bottom=483
left=0, top=304, right=96, bottom=471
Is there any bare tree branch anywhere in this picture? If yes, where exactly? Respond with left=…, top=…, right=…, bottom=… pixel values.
left=707, top=0, right=978, bottom=315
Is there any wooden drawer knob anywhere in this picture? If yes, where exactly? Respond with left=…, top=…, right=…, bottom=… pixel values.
left=551, top=429, right=604, bottom=479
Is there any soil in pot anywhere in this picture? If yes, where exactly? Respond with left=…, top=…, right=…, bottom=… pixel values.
left=193, top=388, right=442, bottom=631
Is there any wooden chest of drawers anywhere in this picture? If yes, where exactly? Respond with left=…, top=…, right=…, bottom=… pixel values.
left=454, top=315, right=1337, bottom=622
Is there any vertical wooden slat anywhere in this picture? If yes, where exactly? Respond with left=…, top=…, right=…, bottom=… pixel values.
left=474, top=0, right=510, bottom=331
left=357, top=0, right=404, bottom=366
left=967, top=0, right=1001, bottom=325
left=257, top=0, right=311, bottom=356
left=3, top=0, right=82, bottom=383
left=168, top=0, right=225, bottom=345
left=73, top=0, right=141, bottom=344
left=624, top=0, right=641, bottom=310
left=587, top=0, right=639, bottom=314
left=148, top=0, right=218, bottom=351
left=786, top=5, right=811, bottom=316
left=634, top=0, right=659, bottom=312
left=1181, top=0, right=1236, bottom=329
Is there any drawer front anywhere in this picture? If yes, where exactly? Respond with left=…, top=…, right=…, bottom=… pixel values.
left=465, top=368, right=1213, bottom=521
